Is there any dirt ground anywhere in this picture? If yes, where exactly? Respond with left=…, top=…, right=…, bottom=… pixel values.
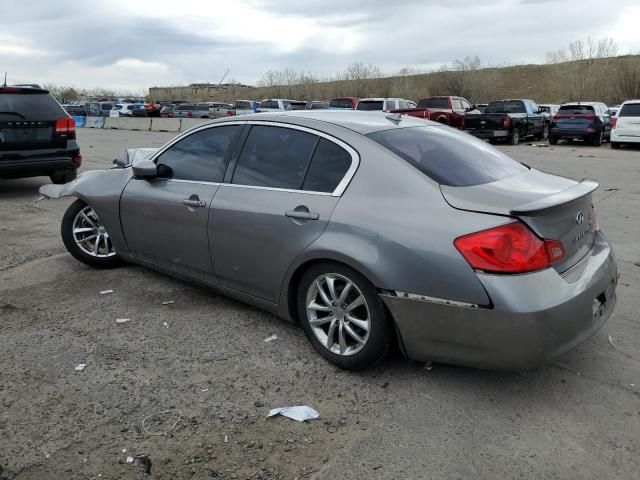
left=1, top=128, right=639, bottom=479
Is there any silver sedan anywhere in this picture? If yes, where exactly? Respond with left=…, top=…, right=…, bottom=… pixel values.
left=40, top=111, right=618, bottom=370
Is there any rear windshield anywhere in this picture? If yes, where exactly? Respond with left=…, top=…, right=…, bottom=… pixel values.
left=0, top=91, right=65, bottom=120
left=417, top=98, right=449, bottom=109
left=175, top=104, right=195, bottom=110
left=485, top=101, right=525, bottom=114
left=286, top=102, right=307, bottom=110
left=368, top=126, right=528, bottom=187
left=558, top=105, right=595, bottom=115
left=260, top=100, right=280, bottom=109
left=356, top=101, right=384, bottom=111
left=101, top=103, right=112, bottom=110
left=235, top=101, right=252, bottom=109
left=619, top=103, right=640, bottom=117
left=329, top=99, right=354, bottom=109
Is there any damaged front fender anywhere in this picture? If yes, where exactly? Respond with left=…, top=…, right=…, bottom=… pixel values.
left=39, top=170, right=108, bottom=199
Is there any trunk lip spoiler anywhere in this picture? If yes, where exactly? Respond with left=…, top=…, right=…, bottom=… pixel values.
left=510, top=179, right=599, bottom=215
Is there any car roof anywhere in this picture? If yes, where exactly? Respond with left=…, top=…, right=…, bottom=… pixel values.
left=560, top=101, right=602, bottom=106
left=621, top=99, right=640, bottom=105
left=359, top=98, right=404, bottom=101
left=220, top=110, right=433, bottom=135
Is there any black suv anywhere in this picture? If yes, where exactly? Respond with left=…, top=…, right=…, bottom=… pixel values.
left=0, top=86, right=80, bottom=184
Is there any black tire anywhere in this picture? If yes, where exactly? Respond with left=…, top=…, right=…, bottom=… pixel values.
left=549, top=136, right=559, bottom=145
left=508, top=129, right=520, bottom=145
left=50, top=168, right=77, bottom=185
left=297, top=262, right=392, bottom=370
left=538, top=124, right=549, bottom=141
left=61, top=199, right=123, bottom=269
left=611, top=141, right=621, bottom=149
left=592, top=129, right=603, bottom=147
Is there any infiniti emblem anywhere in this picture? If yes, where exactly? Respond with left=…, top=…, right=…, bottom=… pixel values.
left=576, top=211, right=584, bottom=225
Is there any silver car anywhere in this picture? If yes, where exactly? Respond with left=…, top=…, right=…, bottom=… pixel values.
left=40, top=111, right=618, bottom=370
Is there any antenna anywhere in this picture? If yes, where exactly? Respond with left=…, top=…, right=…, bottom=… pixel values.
left=218, top=68, right=230, bottom=85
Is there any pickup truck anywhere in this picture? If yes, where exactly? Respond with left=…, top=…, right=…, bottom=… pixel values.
left=390, top=96, right=475, bottom=128
left=464, top=99, right=549, bottom=145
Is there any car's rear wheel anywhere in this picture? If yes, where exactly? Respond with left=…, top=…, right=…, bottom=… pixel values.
left=50, top=168, right=77, bottom=185
left=592, top=129, right=603, bottom=147
left=61, top=199, right=122, bottom=269
left=537, top=124, right=549, bottom=141
left=508, top=129, right=520, bottom=145
left=297, top=262, right=392, bottom=370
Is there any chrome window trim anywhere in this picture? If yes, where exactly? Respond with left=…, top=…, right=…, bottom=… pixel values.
left=162, top=178, right=222, bottom=186
left=238, top=120, right=360, bottom=197
left=149, top=119, right=360, bottom=197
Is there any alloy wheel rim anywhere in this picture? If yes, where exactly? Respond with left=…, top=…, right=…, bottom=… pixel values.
left=72, top=206, right=116, bottom=258
left=306, top=273, right=371, bottom=356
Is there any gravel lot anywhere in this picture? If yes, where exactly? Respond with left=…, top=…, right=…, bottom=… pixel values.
left=1, top=128, right=639, bottom=480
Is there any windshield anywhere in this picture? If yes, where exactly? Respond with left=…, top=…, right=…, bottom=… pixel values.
left=485, top=101, right=525, bottom=114
left=417, top=98, right=449, bottom=109
left=368, top=126, right=528, bottom=187
left=558, top=105, right=595, bottom=115
left=329, top=99, right=354, bottom=109
left=356, top=101, right=384, bottom=111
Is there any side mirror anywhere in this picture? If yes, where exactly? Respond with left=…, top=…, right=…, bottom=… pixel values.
left=132, top=159, right=157, bottom=179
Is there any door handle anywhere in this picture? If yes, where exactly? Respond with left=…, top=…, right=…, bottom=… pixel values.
left=183, top=199, right=206, bottom=208
left=285, top=210, right=319, bottom=220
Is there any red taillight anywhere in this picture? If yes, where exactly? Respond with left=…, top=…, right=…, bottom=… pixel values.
left=501, top=115, right=511, bottom=129
left=55, top=117, right=76, bottom=138
left=611, top=117, right=617, bottom=129
left=73, top=154, right=82, bottom=166
left=454, top=222, right=564, bottom=274
left=168, top=112, right=174, bottom=118
left=226, top=110, right=235, bottom=117
left=187, top=111, right=192, bottom=118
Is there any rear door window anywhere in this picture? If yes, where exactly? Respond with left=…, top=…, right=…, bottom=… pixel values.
left=0, top=91, right=65, bottom=120
left=618, top=103, right=640, bottom=117
left=368, top=126, right=527, bottom=187
left=155, top=125, right=242, bottom=182
left=485, top=101, right=526, bottom=114
left=303, top=138, right=352, bottom=193
left=356, top=101, right=384, bottom=111
left=558, top=105, right=595, bottom=115
left=329, top=99, right=354, bottom=108
left=232, top=125, right=317, bottom=189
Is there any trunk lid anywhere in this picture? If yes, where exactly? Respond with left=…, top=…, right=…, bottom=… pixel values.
left=615, top=103, right=640, bottom=137
left=0, top=119, right=56, bottom=150
left=464, top=113, right=507, bottom=131
left=441, top=169, right=598, bottom=273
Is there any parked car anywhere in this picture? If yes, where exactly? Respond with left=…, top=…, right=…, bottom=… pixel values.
left=307, top=101, right=329, bottom=110
left=539, top=104, right=561, bottom=121
left=131, top=104, right=149, bottom=117
left=608, top=105, right=621, bottom=117
left=464, top=99, right=549, bottom=145
left=145, top=103, right=162, bottom=117
left=549, top=102, right=611, bottom=146
left=110, top=103, right=137, bottom=117
left=1, top=85, right=80, bottom=184
left=194, top=102, right=215, bottom=118
left=160, top=105, right=175, bottom=117
left=356, top=98, right=417, bottom=112
left=64, top=104, right=88, bottom=116
left=259, top=99, right=296, bottom=112
left=475, top=103, right=488, bottom=113
left=172, top=104, right=198, bottom=118
left=286, top=101, right=308, bottom=111
left=208, top=102, right=233, bottom=119
left=226, top=100, right=259, bottom=116
left=329, top=97, right=359, bottom=109
left=87, top=101, right=113, bottom=117
left=390, top=96, right=475, bottom=128
left=610, top=99, right=640, bottom=149
left=40, top=111, right=617, bottom=371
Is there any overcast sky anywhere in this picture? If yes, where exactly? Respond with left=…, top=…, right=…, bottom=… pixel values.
left=1, top=0, right=639, bottom=92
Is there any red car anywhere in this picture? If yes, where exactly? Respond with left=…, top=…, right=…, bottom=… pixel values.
left=391, top=96, right=476, bottom=128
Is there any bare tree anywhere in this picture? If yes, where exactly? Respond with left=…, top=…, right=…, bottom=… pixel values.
left=615, top=59, right=640, bottom=100
left=437, top=56, right=481, bottom=99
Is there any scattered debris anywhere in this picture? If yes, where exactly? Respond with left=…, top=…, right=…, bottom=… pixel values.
left=162, top=300, right=175, bottom=305
left=604, top=188, right=619, bottom=192
left=163, top=322, right=169, bottom=328
left=528, top=143, right=549, bottom=148
left=634, top=262, right=640, bottom=268
left=224, top=435, right=228, bottom=443
left=33, top=195, right=46, bottom=204
left=608, top=335, right=617, bottom=348
left=201, top=388, right=209, bottom=393
left=116, top=318, right=131, bottom=324
left=100, top=289, right=114, bottom=295
left=578, top=154, right=595, bottom=158
left=74, top=363, right=87, bottom=371
left=263, top=334, right=279, bottom=343
left=136, top=454, right=152, bottom=474
left=122, top=449, right=127, bottom=453
left=141, top=409, right=181, bottom=436
left=267, top=406, right=320, bottom=422
left=424, top=361, right=433, bottom=371
left=126, top=456, right=134, bottom=464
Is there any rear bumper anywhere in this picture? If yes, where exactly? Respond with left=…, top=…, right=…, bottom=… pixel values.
left=382, top=231, right=617, bottom=370
left=0, top=154, right=78, bottom=178
left=550, top=128, right=595, bottom=138
left=610, top=130, right=640, bottom=143
left=465, top=129, right=509, bottom=139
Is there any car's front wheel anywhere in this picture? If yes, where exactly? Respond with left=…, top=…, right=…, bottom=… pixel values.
left=61, top=199, right=122, bottom=268
left=297, top=262, right=392, bottom=370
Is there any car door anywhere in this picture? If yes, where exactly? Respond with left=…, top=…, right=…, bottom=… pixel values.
left=209, top=123, right=357, bottom=303
left=120, top=123, right=244, bottom=280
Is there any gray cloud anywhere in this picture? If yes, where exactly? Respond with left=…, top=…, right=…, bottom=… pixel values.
left=1, top=0, right=638, bottom=90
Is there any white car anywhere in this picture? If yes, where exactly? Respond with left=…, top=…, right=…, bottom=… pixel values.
left=258, top=98, right=296, bottom=112
left=610, top=99, right=640, bottom=148
left=208, top=102, right=233, bottom=119
left=227, top=100, right=259, bottom=116
left=355, top=98, right=417, bottom=112
left=110, top=103, right=135, bottom=118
